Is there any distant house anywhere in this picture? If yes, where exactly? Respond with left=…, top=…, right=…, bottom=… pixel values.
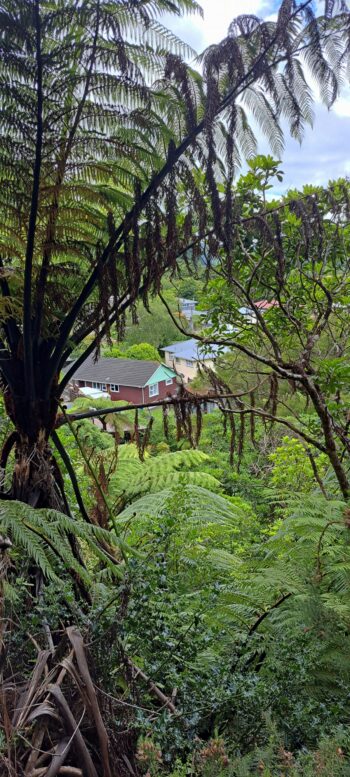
left=178, top=298, right=208, bottom=329
left=161, top=339, right=221, bottom=383
left=254, top=299, right=277, bottom=311
left=68, top=354, right=178, bottom=404
left=179, top=298, right=198, bottom=321
left=239, top=299, right=278, bottom=324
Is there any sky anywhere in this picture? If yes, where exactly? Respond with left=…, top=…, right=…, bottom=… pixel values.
left=166, top=0, right=350, bottom=192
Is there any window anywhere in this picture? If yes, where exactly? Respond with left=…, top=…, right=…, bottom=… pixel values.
left=101, top=383, right=107, bottom=391
left=165, top=378, right=173, bottom=386
left=185, top=360, right=192, bottom=367
left=175, top=357, right=181, bottom=364
left=92, top=382, right=100, bottom=389
left=110, top=383, right=119, bottom=392
left=149, top=383, right=159, bottom=397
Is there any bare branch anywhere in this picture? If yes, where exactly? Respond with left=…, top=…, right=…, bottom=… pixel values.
left=159, top=293, right=303, bottom=381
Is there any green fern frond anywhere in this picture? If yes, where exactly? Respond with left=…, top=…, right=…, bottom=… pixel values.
left=0, top=501, right=122, bottom=589
left=108, top=446, right=221, bottom=505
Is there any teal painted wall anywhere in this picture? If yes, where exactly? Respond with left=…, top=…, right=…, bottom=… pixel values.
left=145, top=364, right=176, bottom=386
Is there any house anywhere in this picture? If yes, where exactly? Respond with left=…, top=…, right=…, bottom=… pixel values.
left=239, top=299, right=278, bottom=324
left=178, top=298, right=207, bottom=328
left=161, top=339, right=222, bottom=383
left=179, top=298, right=198, bottom=320
left=68, top=354, right=178, bottom=404
left=254, top=299, right=277, bottom=312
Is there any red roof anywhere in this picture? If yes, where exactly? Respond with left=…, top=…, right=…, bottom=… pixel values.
left=254, top=299, right=278, bottom=310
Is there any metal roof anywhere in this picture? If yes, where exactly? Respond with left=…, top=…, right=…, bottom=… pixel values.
left=79, top=387, right=110, bottom=399
left=160, top=338, right=221, bottom=361
left=68, top=353, right=175, bottom=387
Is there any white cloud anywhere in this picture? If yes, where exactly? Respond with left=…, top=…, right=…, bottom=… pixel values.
left=167, top=0, right=272, bottom=53
left=334, top=98, right=350, bottom=118
left=197, top=0, right=270, bottom=46
left=333, top=87, right=350, bottom=118
left=262, top=103, right=350, bottom=191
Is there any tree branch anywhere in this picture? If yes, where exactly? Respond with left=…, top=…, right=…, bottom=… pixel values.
left=248, top=593, right=292, bottom=637
left=218, top=405, right=327, bottom=452
left=56, top=289, right=136, bottom=395
left=55, top=393, right=249, bottom=426
left=159, top=293, right=303, bottom=381
left=58, top=184, right=338, bottom=394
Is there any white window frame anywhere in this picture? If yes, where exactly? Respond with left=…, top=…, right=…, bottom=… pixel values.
left=165, top=378, right=173, bottom=386
left=92, top=382, right=100, bottom=389
left=149, top=382, right=159, bottom=397
left=185, top=360, right=193, bottom=367
left=110, top=383, right=119, bottom=392
left=101, top=383, right=107, bottom=392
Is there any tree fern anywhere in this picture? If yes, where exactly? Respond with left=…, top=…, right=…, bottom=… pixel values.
left=196, top=494, right=350, bottom=680
left=106, top=445, right=222, bottom=504
left=0, top=500, right=122, bottom=589
left=117, top=482, right=245, bottom=522
left=62, top=434, right=223, bottom=508
left=115, top=483, right=260, bottom=582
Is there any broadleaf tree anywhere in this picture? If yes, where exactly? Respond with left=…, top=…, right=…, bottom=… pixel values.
left=162, top=160, right=350, bottom=498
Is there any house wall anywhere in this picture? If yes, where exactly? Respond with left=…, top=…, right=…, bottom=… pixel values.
left=163, top=353, right=215, bottom=383
left=180, top=303, right=196, bottom=320
left=73, top=379, right=177, bottom=404
left=109, top=385, right=143, bottom=403
left=150, top=378, right=177, bottom=402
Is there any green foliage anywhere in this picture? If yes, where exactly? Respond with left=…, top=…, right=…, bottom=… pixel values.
left=199, top=161, right=350, bottom=500
left=55, top=422, right=224, bottom=521
left=110, top=446, right=222, bottom=505
left=122, top=295, right=187, bottom=350
left=101, top=341, right=161, bottom=360
left=223, top=726, right=350, bottom=776
left=117, top=484, right=258, bottom=555
left=238, top=155, right=284, bottom=198
left=268, top=437, right=327, bottom=494
left=317, top=357, right=350, bottom=395
left=0, top=501, right=120, bottom=590
left=124, top=343, right=161, bottom=361
left=101, top=344, right=125, bottom=358
left=2, top=0, right=350, bottom=769
left=7, top=394, right=350, bottom=772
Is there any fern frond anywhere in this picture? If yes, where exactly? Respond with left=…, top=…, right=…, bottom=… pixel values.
left=0, top=501, right=122, bottom=588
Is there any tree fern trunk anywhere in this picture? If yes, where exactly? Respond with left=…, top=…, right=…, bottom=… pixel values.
left=2, top=385, right=63, bottom=508
left=11, top=431, right=64, bottom=509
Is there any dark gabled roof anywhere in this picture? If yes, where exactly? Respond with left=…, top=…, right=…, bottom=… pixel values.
left=68, top=353, right=166, bottom=388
